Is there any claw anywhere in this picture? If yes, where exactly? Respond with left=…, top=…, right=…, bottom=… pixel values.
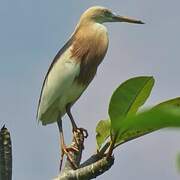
left=79, top=128, right=88, bottom=138
left=73, top=128, right=88, bottom=139
left=60, top=145, right=79, bottom=171
left=72, top=128, right=88, bottom=149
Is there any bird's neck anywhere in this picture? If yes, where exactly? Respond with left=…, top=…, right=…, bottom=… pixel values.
left=71, top=22, right=109, bottom=85
left=74, top=21, right=108, bottom=38
left=72, top=21, right=109, bottom=64
left=73, top=21, right=108, bottom=52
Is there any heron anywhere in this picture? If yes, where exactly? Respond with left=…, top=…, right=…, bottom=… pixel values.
left=37, top=6, right=144, bottom=169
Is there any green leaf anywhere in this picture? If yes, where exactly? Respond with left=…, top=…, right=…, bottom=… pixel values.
left=116, top=107, right=180, bottom=143
left=109, top=76, right=154, bottom=135
left=115, top=97, right=180, bottom=146
left=154, top=97, right=180, bottom=108
left=176, top=152, right=180, bottom=174
left=115, top=128, right=155, bottom=147
left=96, top=120, right=111, bottom=150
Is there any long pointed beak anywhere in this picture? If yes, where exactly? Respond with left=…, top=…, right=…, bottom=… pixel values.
left=112, top=15, right=145, bottom=24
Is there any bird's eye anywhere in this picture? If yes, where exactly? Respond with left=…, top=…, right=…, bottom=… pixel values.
left=104, top=10, right=112, bottom=17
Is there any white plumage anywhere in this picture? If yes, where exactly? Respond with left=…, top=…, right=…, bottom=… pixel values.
left=37, top=47, right=86, bottom=125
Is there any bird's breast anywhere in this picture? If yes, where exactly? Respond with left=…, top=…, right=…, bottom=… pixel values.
left=71, top=23, right=109, bottom=85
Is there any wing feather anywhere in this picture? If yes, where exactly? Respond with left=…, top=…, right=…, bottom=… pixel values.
left=37, top=37, right=78, bottom=121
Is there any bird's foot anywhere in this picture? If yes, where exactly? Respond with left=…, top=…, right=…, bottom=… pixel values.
left=73, top=127, right=88, bottom=139
left=72, top=127, right=88, bottom=149
left=79, top=127, right=88, bottom=138
left=60, top=145, right=79, bottom=171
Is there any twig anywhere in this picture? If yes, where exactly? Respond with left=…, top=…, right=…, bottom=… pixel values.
left=0, top=125, right=12, bottom=180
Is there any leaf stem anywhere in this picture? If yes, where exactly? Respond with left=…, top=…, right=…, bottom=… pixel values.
left=107, top=134, right=117, bottom=158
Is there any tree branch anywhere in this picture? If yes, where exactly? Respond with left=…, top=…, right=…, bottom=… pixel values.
left=54, top=129, right=114, bottom=180
left=0, top=125, right=12, bottom=180
left=55, top=156, right=114, bottom=180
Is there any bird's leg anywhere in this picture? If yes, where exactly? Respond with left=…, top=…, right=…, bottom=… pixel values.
left=66, top=104, right=88, bottom=141
left=57, top=118, right=78, bottom=171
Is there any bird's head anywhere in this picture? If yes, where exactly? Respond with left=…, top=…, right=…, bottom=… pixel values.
left=80, top=6, right=144, bottom=24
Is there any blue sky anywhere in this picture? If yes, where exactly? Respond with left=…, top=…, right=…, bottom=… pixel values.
left=1, top=0, right=180, bottom=179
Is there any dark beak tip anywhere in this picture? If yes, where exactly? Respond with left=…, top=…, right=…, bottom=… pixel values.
left=139, top=21, right=145, bottom=24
